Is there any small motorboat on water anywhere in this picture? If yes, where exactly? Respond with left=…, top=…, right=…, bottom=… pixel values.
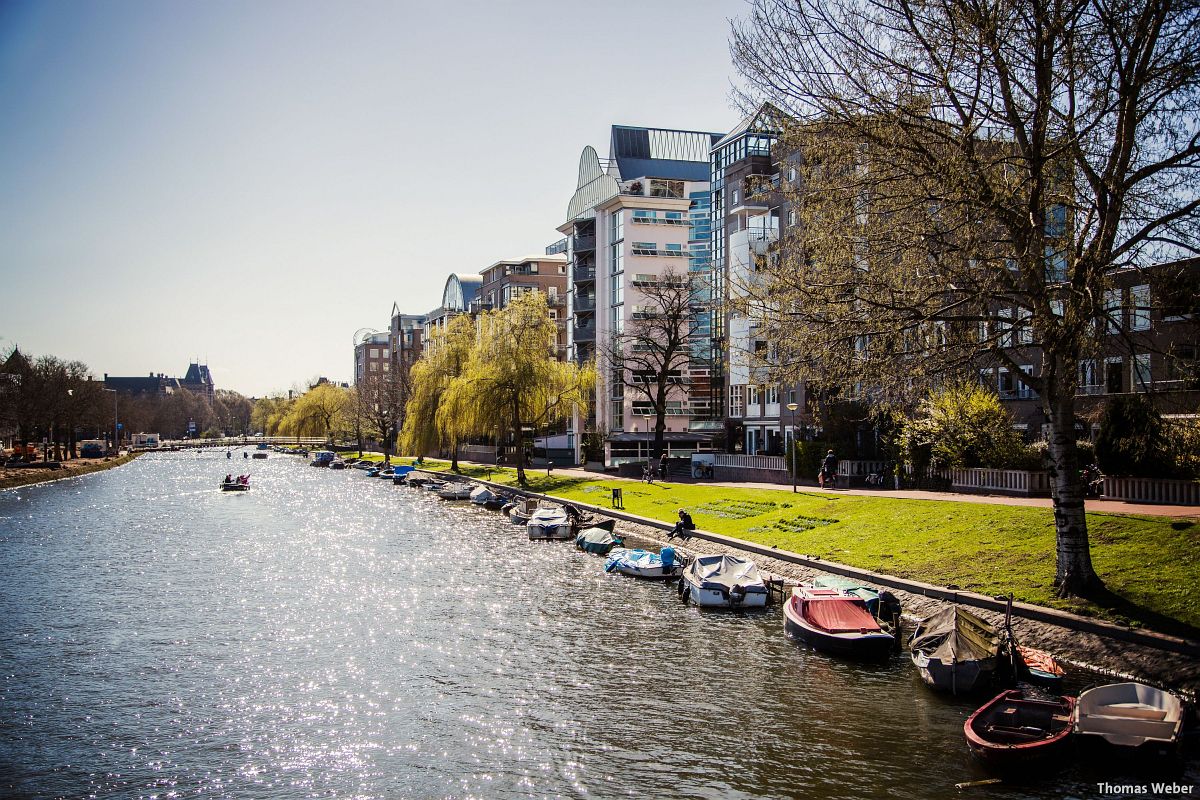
left=909, top=606, right=1001, bottom=695
left=470, top=485, right=511, bottom=509
left=964, top=689, right=1075, bottom=766
left=328, top=459, right=346, bottom=470
left=507, top=497, right=538, bottom=524
left=783, top=585, right=894, bottom=660
left=437, top=482, right=473, bottom=500
left=220, top=477, right=250, bottom=492
left=575, top=527, right=624, bottom=555
left=680, top=554, right=768, bottom=608
left=605, top=547, right=682, bottom=579
left=1072, top=682, right=1184, bottom=751
left=252, top=452, right=268, bottom=459
left=389, top=465, right=415, bottom=484
left=527, top=505, right=572, bottom=540
left=310, top=451, right=336, bottom=467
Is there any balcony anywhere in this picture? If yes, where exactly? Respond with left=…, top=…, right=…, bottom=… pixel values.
left=631, top=216, right=689, bottom=226
left=573, top=322, right=596, bottom=341
left=573, top=266, right=596, bottom=282
left=633, top=274, right=690, bottom=288
left=574, top=295, right=596, bottom=312
left=573, top=234, right=596, bottom=252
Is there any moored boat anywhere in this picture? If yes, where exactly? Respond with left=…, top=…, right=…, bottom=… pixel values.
left=909, top=606, right=1001, bottom=695
left=252, top=452, right=268, bottom=460
left=437, top=482, right=473, bottom=500
left=964, top=689, right=1075, bottom=766
left=575, top=527, right=624, bottom=555
left=783, top=586, right=894, bottom=660
left=527, top=505, right=572, bottom=540
left=1014, top=645, right=1066, bottom=690
left=470, top=485, right=500, bottom=506
left=328, top=458, right=346, bottom=470
left=1072, top=682, right=1184, bottom=751
left=605, top=547, right=682, bottom=579
left=219, top=482, right=250, bottom=491
left=680, top=554, right=768, bottom=608
left=507, top=497, right=537, bottom=524
left=310, top=451, right=336, bottom=467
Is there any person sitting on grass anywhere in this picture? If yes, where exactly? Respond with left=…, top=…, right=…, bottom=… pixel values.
left=668, top=508, right=695, bottom=540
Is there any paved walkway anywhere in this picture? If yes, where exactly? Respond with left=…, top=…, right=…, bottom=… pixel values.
left=506, top=464, right=1199, bottom=519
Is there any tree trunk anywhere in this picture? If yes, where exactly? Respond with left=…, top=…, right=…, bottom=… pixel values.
left=653, top=383, right=668, bottom=461
left=450, top=437, right=459, bottom=473
left=1044, top=369, right=1099, bottom=597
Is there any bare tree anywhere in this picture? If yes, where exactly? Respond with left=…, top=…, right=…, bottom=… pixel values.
left=600, top=269, right=693, bottom=462
left=732, top=0, right=1200, bottom=596
left=356, top=363, right=411, bottom=463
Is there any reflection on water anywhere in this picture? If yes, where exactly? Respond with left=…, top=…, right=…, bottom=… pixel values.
left=0, top=453, right=1194, bottom=799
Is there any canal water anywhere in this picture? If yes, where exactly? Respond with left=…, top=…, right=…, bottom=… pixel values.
left=0, top=452, right=1194, bottom=799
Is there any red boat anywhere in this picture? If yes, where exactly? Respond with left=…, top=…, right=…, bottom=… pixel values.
left=783, top=586, right=894, bottom=660
left=964, top=689, right=1075, bottom=767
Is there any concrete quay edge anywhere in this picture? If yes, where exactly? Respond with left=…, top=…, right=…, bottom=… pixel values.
left=453, top=473, right=1200, bottom=659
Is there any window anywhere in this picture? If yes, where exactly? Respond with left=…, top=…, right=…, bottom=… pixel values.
left=1079, top=360, right=1101, bottom=394
left=649, top=179, right=684, bottom=198
left=664, top=243, right=683, bottom=255
left=788, top=167, right=796, bottom=182
left=1133, top=354, right=1151, bottom=391
left=732, top=189, right=740, bottom=206
left=665, top=211, right=683, bottom=223
left=1018, top=365, right=1036, bottom=399
left=609, top=211, right=623, bottom=243
left=1045, top=247, right=1067, bottom=282
left=764, top=385, right=779, bottom=405
left=788, top=208, right=796, bottom=227
left=998, top=368, right=1014, bottom=399
left=747, top=385, right=760, bottom=409
left=729, top=385, right=745, bottom=417
left=632, top=242, right=657, bottom=255
left=1104, top=289, right=1121, bottom=333
left=609, top=243, right=623, bottom=275
left=1046, top=204, right=1067, bottom=237
left=1130, top=284, right=1150, bottom=331
left=1105, top=358, right=1125, bottom=394
left=609, top=400, right=624, bottom=432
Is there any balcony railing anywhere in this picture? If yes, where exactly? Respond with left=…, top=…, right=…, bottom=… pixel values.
left=573, top=266, right=596, bottom=282
left=573, top=234, right=596, bottom=252
left=631, top=216, right=689, bottom=226
left=573, top=295, right=596, bottom=312
left=573, top=323, right=596, bottom=341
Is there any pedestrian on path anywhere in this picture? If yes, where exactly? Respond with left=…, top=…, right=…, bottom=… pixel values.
left=819, top=449, right=837, bottom=489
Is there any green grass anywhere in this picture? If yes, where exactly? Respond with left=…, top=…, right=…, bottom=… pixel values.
left=421, top=461, right=1200, bottom=634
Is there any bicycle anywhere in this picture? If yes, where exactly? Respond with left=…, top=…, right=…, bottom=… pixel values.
left=642, top=464, right=658, bottom=483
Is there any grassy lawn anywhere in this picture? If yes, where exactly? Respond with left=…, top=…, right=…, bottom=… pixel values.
left=412, top=459, right=1200, bottom=634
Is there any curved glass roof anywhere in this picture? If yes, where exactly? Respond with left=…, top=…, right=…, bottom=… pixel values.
left=565, top=146, right=620, bottom=223
left=441, top=273, right=483, bottom=311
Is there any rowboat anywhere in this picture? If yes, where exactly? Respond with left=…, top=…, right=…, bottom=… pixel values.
left=783, top=586, right=894, bottom=660
left=219, top=482, right=249, bottom=492
left=1014, top=645, right=1066, bottom=690
left=1072, top=682, right=1184, bottom=751
left=909, top=607, right=1001, bottom=695
left=964, top=689, right=1075, bottom=766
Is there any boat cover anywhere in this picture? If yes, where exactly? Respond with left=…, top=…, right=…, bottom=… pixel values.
left=688, top=555, right=766, bottom=592
left=530, top=507, right=568, bottom=523
left=578, top=528, right=620, bottom=547
left=909, top=606, right=1000, bottom=664
left=803, top=596, right=881, bottom=633
left=605, top=548, right=662, bottom=572
left=811, top=576, right=880, bottom=615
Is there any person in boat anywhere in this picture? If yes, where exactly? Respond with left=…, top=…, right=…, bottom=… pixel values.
left=243, top=451, right=249, bottom=459
left=238, top=475, right=249, bottom=485
left=227, top=451, right=232, bottom=459
left=224, top=474, right=233, bottom=484
left=818, top=449, right=838, bottom=489
left=668, top=508, right=695, bottom=540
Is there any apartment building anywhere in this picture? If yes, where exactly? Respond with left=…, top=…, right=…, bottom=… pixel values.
left=424, top=273, right=483, bottom=339
left=560, top=125, right=724, bottom=465
left=475, top=253, right=569, bottom=357
left=388, top=306, right=426, bottom=370
left=354, top=332, right=391, bottom=386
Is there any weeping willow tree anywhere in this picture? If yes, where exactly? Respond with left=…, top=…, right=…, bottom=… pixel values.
left=400, top=314, right=476, bottom=470
left=731, top=0, right=1200, bottom=597
left=441, top=292, right=594, bottom=486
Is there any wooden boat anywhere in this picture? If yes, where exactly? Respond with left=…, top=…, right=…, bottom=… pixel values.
left=507, top=497, right=537, bottom=524
left=810, top=575, right=902, bottom=632
left=783, top=586, right=894, bottom=660
left=252, top=452, right=268, bottom=460
left=964, top=689, right=1075, bottom=766
left=575, top=527, right=624, bottom=555
left=1015, top=645, right=1066, bottom=690
left=680, top=554, right=768, bottom=608
left=605, top=547, right=682, bottom=579
left=909, top=607, right=1001, bottom=695
left=1072, top=682, right=1184, bottom=751
left=527, top=505, right=572, bottom=540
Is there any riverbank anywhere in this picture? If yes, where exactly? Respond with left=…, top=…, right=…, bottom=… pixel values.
left=0, top=453, right=141, bottom=490
left=414, top=460, right=1200, bottom=635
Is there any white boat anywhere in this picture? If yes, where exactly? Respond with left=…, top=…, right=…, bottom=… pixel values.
left=507, top=497, right=537, bottom=524
left=680, top=554, right=768, bottom=608
left=527, top=505, right=572, bottom=540
left=437, top=482, right=473, bottom=500
left=605, top=547, right=682, bottom=579
left=1072, top=682, right=1184, bottom=750
left=470, top=485, right=497, bottom=505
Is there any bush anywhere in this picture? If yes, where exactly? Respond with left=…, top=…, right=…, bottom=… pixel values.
left=1165, top=418, right=1200, bottom=480
left=786, top=440, right=834, bottom=479
left=899, top=382, right=1024, bottom=471
left=1094, top=395, right=1171, bottom=477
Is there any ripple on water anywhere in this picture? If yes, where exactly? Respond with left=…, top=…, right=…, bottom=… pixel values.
left=1, top=452, right=1195, bottom=799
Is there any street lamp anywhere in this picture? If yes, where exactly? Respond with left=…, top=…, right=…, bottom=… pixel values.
left=786, top=402, right=799, bottom=493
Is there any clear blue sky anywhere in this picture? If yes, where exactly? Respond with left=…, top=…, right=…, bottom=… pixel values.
left=0, top=0, right=748, bottom=396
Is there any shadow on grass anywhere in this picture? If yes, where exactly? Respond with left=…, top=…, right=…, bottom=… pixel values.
left=1076, top=581, right=1200, bottom=642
